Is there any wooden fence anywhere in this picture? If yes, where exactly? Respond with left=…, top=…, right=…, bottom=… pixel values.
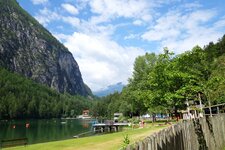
left=126, top=114, right=225, bottom=150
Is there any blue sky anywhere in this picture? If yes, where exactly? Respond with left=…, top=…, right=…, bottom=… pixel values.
left=17, top=0, right=225, bottom=91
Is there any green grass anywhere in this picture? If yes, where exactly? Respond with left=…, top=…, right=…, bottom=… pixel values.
left=5, top=124, right=168, bottom=150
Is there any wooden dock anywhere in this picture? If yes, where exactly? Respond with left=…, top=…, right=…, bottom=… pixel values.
left=92, top=123, right=128, bottom=133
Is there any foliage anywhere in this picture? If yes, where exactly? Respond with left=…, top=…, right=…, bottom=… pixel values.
left=127, top=117, right=140, bottom=124
left=90, top=100, right=108, bottom=118
left=120, top=134, right=130, bottom=150
left=205, top=55, right=225, bottom=103
left=0, top=68, right=92, bottom=119
left=96, top=35, right=225, bottom=118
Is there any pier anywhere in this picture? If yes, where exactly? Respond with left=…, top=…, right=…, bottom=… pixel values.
left=92, top=122, right=128, bottom=133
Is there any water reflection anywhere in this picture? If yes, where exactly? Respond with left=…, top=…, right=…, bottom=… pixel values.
left=81, top=120, right=90, bottom=128
left=0, top=119, right=92, bottom=144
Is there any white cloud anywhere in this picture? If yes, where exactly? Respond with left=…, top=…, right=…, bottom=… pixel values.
left=61, top=3, right=79, bottom=15
left=31, top=0, right=48, bottom=5
left=35, top=7, right=81, bottom=28
left=141, top=8, right=223, bottom=53
left=182, top=2, right=202, bottom=11
left=213, top=17, right=225, bottom=28
left=32, top=0, right=225, bottom=91
left=53, top=33, right=69, bottom=42
left=88, top=0, right=151, bottom=24
left=62, top=16, right=80, bottom=28
left=35, top=7, right=61, bottom=26
left=133, top=20, right=143, bottom=26
left=124, top=34, right=140, bottom=40
left=161, top=29, right=222, bottom=53
left=62, top=32, right=145, bottom=91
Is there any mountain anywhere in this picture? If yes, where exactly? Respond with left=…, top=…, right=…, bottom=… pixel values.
left=94, top=82, right=124, bottom=97
left=0, top=0, right=91, bottom=96
left=0, top=67, right=92, bottom=119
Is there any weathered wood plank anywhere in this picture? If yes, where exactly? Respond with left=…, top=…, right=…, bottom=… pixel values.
left=126, top=114, right=225, bottom=150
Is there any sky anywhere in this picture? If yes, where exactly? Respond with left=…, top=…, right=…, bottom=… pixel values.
left=17, top=0, right=225, bottom=92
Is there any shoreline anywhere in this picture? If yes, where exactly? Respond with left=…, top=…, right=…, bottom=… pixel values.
left=4, top=123, right=169, bottom=150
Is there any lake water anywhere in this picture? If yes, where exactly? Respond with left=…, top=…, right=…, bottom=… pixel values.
left=0, top=119, right=93, bottom=144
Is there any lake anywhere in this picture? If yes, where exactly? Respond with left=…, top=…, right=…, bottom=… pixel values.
left=0, top=119, right=93, bottom=144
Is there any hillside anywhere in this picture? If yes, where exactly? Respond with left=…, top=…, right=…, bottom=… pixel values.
left=0, top=0, right=91, bottom=96
left=0, top=67, right=91, bottom=119
left=94, top=82, right=124, bottom=97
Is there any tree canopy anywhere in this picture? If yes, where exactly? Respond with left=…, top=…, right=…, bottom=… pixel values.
left=95, top=35, right=225, bottom=118
left=1, top=35, right=225, bottom=120
left=0, top=68, right=93, bottom=119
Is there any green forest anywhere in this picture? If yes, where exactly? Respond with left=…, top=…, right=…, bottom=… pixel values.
left=0, top=35, right=225, bottom=120
left=0, top=68, right=93, bottom=119
left=91, top=35, right=225, bottom=119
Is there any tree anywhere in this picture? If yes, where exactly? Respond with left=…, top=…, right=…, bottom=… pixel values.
left=143, top=49, right=175, bottom=113
left=0, top=68, right=94, bottom=119
left=205, top=55, right=225, bottom=104
left=125, top=53, right=158, bottom=115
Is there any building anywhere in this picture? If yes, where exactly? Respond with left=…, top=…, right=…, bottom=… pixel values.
left=114, top=113, right=122, bottom=122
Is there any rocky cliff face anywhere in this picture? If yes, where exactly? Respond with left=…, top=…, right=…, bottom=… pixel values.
left=0, top=0, right=91, bottom=96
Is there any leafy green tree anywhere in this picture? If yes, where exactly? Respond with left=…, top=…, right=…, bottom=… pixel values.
left=27, top=98, right=38, bottom=118
left=0, top=68, right=94, bottom=119
left=205, top=55, right=225, bottom=103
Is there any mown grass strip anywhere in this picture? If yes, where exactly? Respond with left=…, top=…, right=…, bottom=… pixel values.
left=5, top=124, right=168, bottom=150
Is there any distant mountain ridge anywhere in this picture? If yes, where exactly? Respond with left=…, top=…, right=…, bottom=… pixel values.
left=0, top=0, right=91, bottom=96
left=94, top=82, right=124, bottom=97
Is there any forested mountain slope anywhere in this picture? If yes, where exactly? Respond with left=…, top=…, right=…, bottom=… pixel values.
left=0, top=68, right=92, bottom=119
left=0, top=0, right=91, bottom=96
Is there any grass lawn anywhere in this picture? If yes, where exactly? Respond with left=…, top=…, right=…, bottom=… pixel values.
left=5, top=124, right=168, bottom=150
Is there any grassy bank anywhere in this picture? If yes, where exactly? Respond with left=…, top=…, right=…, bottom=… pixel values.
left=5, top=124, right=168, bottom=150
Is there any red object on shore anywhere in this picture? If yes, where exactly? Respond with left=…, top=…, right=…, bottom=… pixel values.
left=26, top=123, right=30, bottom=128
